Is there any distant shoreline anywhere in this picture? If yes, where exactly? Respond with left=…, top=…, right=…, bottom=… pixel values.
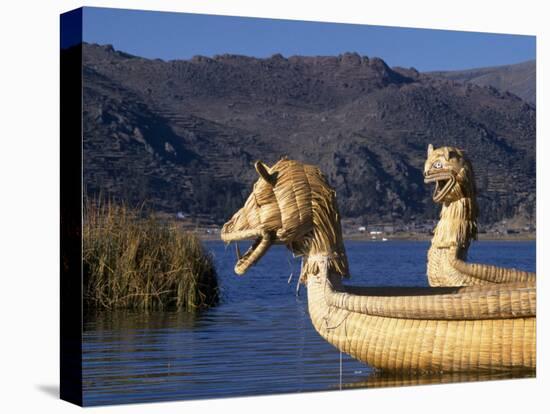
left=343, top=232, right=535, bottom=241
left=198, top=232, right=536, bottom=242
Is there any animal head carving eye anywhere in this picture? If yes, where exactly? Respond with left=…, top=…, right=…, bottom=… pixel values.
left=433, top=161, right=443, bottom=169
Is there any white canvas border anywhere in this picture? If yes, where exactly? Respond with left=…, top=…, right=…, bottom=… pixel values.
left=0, top=1, right=546, bottom=413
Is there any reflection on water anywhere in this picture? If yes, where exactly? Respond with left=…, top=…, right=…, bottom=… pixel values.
left=82, top=241, right=536, bottom=406
left=341, top=370, right=535, bottom=389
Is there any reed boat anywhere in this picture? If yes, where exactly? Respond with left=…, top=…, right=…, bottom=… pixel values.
left=424, top=144, right=535, bottom=287
left=221, top=158, right=536, bottom=373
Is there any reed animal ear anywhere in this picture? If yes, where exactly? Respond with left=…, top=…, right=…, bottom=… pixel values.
left=443, top=147, right=450, bottom=160
left=448, top=149, right=459, bottom=159
left=255, top=161, right=275, bottom=186
left=427, top=144, right=434, bottom=156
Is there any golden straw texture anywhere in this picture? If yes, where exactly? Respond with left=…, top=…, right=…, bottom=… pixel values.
left=424, top=145, right=535, bottom=286
left=308, top=257, right=535, bottom=372
left=221, top=159, right=348, bottom=278
left=222, top=158, right=536, bottom=372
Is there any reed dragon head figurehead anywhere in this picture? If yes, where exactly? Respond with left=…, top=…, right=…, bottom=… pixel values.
left=221, top=158, right=348, bottom=280
left=423, top=144, right=535, bottom=286
left=423, top=144, right=478, bottom=250
left=423, top=144, right=477, bottom=204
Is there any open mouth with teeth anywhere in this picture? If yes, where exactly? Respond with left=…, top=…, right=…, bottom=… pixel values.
left=424, top=171, right=456, bottom=203
left=220, top=228, right=275, bottom=275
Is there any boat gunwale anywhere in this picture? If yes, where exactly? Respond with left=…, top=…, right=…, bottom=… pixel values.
left=308, top=258, right=536, bottom=321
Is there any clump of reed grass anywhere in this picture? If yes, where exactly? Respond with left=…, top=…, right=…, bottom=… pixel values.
left=83, top=199, right=219, bottom=311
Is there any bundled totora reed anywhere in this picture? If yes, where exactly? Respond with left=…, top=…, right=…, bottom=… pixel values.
left=424, top=144, right=535, bottom=286
left=83, top=199, right=219, bottom=311
left=221, top=159, right=535, bottom=373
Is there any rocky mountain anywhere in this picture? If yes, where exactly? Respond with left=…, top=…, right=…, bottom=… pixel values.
left=428, top=60, right=535, bottom=105
left=79, top=43, right=535, bottom=226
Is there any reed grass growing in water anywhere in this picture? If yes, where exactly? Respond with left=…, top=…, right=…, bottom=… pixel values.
left=83, top=199, right=219, bottom=311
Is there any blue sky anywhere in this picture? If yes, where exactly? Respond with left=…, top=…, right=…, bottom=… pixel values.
left=80, top=7, right=535, bottom=72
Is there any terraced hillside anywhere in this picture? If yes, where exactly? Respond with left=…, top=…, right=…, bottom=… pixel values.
left=429, top=60, right=535, bottom=105
left=80, top=43, right=535, bottom=226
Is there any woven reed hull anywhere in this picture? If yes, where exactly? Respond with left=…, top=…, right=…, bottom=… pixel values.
left=427, top=247, right=482, bottom=287
left=427, top=247, right=536, bottom=287
left=307, top=274, right=536, bottom=373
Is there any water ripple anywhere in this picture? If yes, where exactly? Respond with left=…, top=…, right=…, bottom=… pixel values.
left=82, top=240, right=535, bottom=405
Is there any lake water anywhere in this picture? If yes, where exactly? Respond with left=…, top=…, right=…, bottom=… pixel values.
left=82, top=240, right=536, bottom=406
